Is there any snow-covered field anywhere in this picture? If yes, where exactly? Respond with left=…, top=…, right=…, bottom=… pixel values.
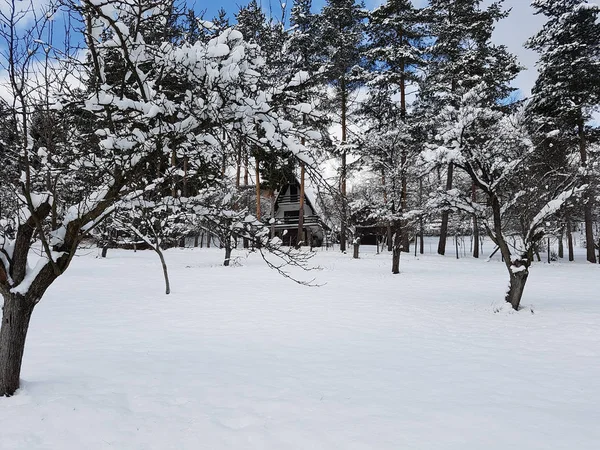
left=1, top=241, right=599, bottom=449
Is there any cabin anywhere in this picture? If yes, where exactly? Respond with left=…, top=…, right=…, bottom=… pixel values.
left=270, top=180, right=330, bottom=247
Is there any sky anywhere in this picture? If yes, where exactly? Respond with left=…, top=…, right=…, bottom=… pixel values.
left=200, top=0, right=547, bottom=98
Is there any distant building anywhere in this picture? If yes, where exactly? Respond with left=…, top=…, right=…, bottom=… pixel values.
left=269, top=180, right=330, bottom=247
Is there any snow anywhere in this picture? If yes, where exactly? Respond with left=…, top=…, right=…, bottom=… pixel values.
left=1, top=241, right=599, bottom=449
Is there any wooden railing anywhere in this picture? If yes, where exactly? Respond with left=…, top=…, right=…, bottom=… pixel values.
left=277, top=195, right=301, bottom=204
left=278, top=215, right=320, bottom=226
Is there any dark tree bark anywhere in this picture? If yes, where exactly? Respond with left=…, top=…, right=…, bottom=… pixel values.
left=584, top=199, right=596, bottom=263
left=578, top=118, right=596, bottom=263
left=419, top=178, right=424, bottom=254
left=506, top=269, right=529, bottom=311
left=437, top=162, right=454, bottom=255
left=353, top=241, right=359, bottom=259
left=296, top=162, right=305, bottom=249
left=155, top=247, right=170, bottom=295
left=391, top=229, right=402, bottom=274
left=392, top=247, right=401, bottom=274
left=224, top=245, right=232, bottom=267
left=255, top=155, right=261, bottom=220
left=0, top=294, right=35, bottom=396
left=340, top=76, right=348, bottom=253
left=472, top=184, right=479, bottom=258
left=567, top=215, right=574, bottom=261
left=244, top=147, right=249, bottom=187
left=490, top=196, right=530, bottom=310
left=558, top=223, right=564, bottom=259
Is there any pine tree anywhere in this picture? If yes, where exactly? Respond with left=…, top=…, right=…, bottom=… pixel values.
left=317, top=0, right=366, bottom=252
left=286, top=0, right=327, bottom=247
left=418, top=0, right=520, bottom=256
left=526, top=0, right=600, bottom=263
left=366, top=0, right=423, bottom=270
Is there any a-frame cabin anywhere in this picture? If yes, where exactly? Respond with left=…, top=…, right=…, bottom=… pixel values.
left=269, top=180, right=330, bottom=247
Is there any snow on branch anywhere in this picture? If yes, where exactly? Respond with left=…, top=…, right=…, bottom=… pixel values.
left=526, top=185, right=587, bottom=243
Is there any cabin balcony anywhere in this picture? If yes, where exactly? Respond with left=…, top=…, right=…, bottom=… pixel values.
left=276, top=195, right=301, bottom=205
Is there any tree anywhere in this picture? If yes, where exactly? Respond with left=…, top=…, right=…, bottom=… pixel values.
left=366, top=0, right=423, bottom=271
left=418, top=0, right=520, bottom=256
left=287, top=0, right=327, bottom=247
left=114, top=195, right=190, bottom=295
left=316, top=0, right=366, bottom=252
left=0, top=0, right=309, bottom=396
left=426, top=87, right=582, bottom=310
left=526, top=0, right=600, bottom=263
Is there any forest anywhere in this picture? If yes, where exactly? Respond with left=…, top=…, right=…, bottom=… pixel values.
left=0, top=0, right=598, bottom=443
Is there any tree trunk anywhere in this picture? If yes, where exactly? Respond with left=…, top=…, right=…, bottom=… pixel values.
left=224, top=245, right=232, bottom=267
left=340, top=76, right=348, bottom=253
left=558, top=223, right=564, bottom=259
left=472, top=217, right=479, bottom=258
left=101, top=245, right=108, bottom=258
left=171, top=149, right=177, bottom=198
left=578, top=117, right=596, bottom=263
left=392, top=246, right=401, bottom=274
left=567, top=215, right=574, bottom=261
left=399, top=38, right=409, bottom=255
left=584, top=200, right=596, bottom=263
left=297, top=162, right=305, bottom=248
left=183, top=155, right=189, bottom=197
left=255, top=153, right=261, bottom=220
left=438, top=162, right=454, bottom=255
left=270, top=191, right=276, bottom=240
left=244, top=148, right=249, bottom=186
left=353, top=241, right=359, bottom=259
left=391, top=229, right=402, bottom=274
left=155, top=248, right=170, bottom=295
left=506, top=270, right=528, bottom=311
left=455, top=234, right=459, bottom=259
left=472, top=184, right=479, bottom=258
left=419, top=178, right=424, bottom=255
left=0, top=293, right=35, bottom=396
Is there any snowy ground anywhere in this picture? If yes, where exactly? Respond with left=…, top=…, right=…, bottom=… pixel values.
left=1, top=239, right=599, bottom=449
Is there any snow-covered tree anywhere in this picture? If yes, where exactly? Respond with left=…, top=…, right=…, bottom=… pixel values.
left=316, top=0, right=366, bottom=252
left=526, top=0, right=600, bottom=263
left=418, top=0, right=520, bottom=256
left=425, top=87, right=583, bottom=310
left=0, top=0, right=309, bottom=396
left=363, top=0, right=424, bottom=271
